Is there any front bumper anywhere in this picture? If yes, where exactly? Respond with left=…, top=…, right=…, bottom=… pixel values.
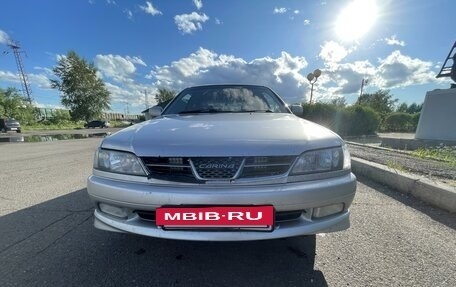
left=87, top=173, right=357, bottom=241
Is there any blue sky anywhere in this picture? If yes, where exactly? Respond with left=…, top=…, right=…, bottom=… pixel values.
left=1, top=0, right=455, bottom=114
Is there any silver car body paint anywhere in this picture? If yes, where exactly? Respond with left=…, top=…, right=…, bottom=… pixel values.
left=87, top=85, right=357, bottom=241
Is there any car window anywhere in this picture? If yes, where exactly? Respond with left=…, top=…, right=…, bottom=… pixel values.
left=163, top=86, right=289, bottom=114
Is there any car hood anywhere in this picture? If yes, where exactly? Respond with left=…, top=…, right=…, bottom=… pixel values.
left=101, top=113, right=343, bottom=157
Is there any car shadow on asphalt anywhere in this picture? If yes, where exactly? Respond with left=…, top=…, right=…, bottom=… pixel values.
left=357, top=175, right=456, bottom=230
left=0, top=189, right=328, bottom=287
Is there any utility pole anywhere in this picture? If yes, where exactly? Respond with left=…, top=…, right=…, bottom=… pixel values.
left=359, top=78, right=369, bottom=98
left=144, top=89, right=149, bottom=109
left=6, top=42, right=33, bottom=104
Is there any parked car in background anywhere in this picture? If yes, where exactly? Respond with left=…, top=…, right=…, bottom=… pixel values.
left=0, top=118, right=21, bottom=133
left=87, top=84, right=356, bottom=241
left=84, top=120, right=110, bottom=128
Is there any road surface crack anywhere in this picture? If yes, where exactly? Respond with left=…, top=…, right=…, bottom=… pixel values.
left=35, top=214, right=92, bottom=255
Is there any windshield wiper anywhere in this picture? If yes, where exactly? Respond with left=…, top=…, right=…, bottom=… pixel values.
left=178, top=109, right=221, bottom=114
left=239, top=109, right=273, bottom=113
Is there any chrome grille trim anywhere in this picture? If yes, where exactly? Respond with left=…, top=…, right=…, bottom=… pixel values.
left=189, top=157, right=245, bottom=180
left=140, top=156, right=296, bottom=183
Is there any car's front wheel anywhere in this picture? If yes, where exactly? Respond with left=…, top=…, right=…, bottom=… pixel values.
left=16, top=129, right=21, bottom=133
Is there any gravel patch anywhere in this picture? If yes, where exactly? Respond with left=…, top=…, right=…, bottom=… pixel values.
left=348, top=143, right=456, bottom=185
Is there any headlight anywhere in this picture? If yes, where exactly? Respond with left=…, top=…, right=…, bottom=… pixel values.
left=94, top=149, right=146, bottom=176
left=290, top=146, right=348, bottom=175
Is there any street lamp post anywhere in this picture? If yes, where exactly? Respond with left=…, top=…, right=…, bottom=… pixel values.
left=359, top=78, right=369, bottom=98
left=307, top=69, right=322, bottom=104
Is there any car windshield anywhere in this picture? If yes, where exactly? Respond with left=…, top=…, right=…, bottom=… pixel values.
left=163, top=85, right=290, bottom=115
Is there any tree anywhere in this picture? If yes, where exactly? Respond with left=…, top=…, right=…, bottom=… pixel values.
left=396, top=102, right=408, bottom=113
left=0, top=87, right=36, bottom=124
left=329, top=97, right=347, bottom=107
left=406, top=103, right=422, bottom=114
left=396, top=102, right=423, bottom=114
left=50, top=51, right=110, bottom=121
left=356, top=89, right=398, bottom=117
left=49, top=109, right=71, bottom=124
left=154, top=88, right=176, bottom=104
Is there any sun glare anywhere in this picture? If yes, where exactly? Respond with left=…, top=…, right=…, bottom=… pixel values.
left=335, top=0, right=378, bottom=41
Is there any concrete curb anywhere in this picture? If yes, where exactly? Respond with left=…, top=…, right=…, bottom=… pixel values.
left=351, top=157, right=456, bottom=213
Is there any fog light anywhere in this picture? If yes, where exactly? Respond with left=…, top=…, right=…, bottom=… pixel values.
left=313, top=203, right=344, bottom=218
left=99, top=203, right=128, bottom=218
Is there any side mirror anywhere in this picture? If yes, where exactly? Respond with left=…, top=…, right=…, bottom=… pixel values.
left=290, top=104, right=303, bottom=115
left=149, top=106, right=163, bottom=117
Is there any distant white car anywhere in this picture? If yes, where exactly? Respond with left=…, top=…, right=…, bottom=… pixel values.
left=87, top=84, right=356, bottom=241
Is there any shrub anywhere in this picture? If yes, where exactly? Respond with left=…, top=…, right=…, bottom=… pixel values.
left=301, top=103, right=380, bottom=136
left=49, top=109, right=71, bottom=124
left=302, top=103, right=339, bottom=129
left=344, top=105, right=380, bottom=136
left=381, top=112, right=419, bottom=132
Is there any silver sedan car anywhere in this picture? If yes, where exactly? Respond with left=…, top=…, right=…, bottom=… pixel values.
left=87, top=84, right=356, bottom=241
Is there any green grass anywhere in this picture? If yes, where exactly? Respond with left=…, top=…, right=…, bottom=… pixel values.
left=22, top=122, right=84, bottom=131
left=385, top=160, right=407, bottom=172
left=412, top=146, right=456, bottom=167
left=22, top=120, right=135, bottom=131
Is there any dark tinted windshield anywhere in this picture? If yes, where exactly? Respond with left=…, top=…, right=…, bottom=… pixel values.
left=163, top=85, right=289, bottom=115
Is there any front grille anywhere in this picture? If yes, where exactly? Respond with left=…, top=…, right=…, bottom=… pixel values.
left=135, top=210, right=304, bottom=223
left=241, top=156, right=295, bottom=178
left=140, top=156, right=296, bottom=183
left=141, top=157, right=199, bottom=183
left=191, top=157, right=244, bottom=179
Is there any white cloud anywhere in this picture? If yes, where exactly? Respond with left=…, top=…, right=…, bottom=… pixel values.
left=383, top=35, right=405, bottom=47
left=303, top=19, right=310, bottom=25
left=193, top=0, right=203, bottom=10
left=95, top=54, right=138, bottom=83
left=273, top=7, right=287, bottom=14
left=0, top=70, right=19, bottom=83
left=29, top=73, right=53, bottom=89
left=106, top=0, right=116, bottom=5
left=324, top=61, right=376, bottom=94
left=215, top=18, right=222, bottom=25
left=104, top=81, right=153, bottom=108
left=319, top=41, right=352, bottom=63
left=317, top=49, right=437, bottom=97
left=125, top=9, right=133, bottom=20
left=146, top=47, right=310, bottom=104
left=0, top=70, right=52, bottom=90
left=126, top=56, right=147, bottom=67
left=174, top=12, right=209, bottom=34
left=0, top=29, right=11, bottom=44
left=94, top=55, right=153, bottom=107
left=294, top=10, right=300, bottom=14
left=375, top=50, right=434, bottom=88
left=140, top=1, right=162, bottom=16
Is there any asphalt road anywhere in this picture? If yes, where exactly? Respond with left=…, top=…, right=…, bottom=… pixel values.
left=0, top=139, right=455, bottom=287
